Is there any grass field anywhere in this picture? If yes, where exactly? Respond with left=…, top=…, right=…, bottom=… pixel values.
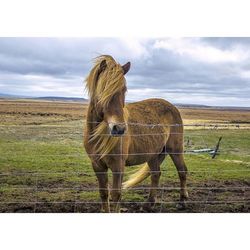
left=0, top=99, right=249, bottom=212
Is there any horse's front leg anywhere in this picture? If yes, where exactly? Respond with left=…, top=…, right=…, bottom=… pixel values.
left=93, top=162, right=110, bottom=212
left=110, top=161, right=125, bottom=213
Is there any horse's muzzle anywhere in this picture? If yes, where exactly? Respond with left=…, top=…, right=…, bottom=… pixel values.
left=109, top=124, right=126, bottom=136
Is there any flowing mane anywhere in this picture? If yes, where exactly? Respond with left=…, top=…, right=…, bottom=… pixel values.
left=88, top=108, right=129, bottom=158
left=89, top=121, right=121, bottom=157
left=85, top=55, right=128, bottom=158
left=85, top=55, right=126, bottom=108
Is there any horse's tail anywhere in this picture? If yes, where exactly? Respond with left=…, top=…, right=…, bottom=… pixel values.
left=122, top=163, right=150, bottom=189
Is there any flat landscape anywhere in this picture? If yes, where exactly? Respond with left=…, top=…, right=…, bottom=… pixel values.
left=0, top=99, right=249, bottom=212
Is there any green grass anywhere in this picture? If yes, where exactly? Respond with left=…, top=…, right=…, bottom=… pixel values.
left=0, top=121, right=249, bottom=210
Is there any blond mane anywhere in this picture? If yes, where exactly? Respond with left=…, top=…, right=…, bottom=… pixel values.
left=85, top=55, right=128, bottom=158
left=85, top=55, right=126, bottom=108
left=88, top=108, right=129, bottom=158
left=89, top=121, right=121, bottom=157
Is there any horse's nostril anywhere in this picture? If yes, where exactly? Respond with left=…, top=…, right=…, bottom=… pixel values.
left=113, top=125, right=118, bottom=132
left=118, top=128, right=125, bottom=135
left=111, top=124, right=125, bottom=135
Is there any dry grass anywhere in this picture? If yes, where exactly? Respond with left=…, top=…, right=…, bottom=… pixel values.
left=179, top=107, right=250, bottom=124
left=1, top=99, right=250, bottom=125
left=0, top=99, right=87, bottom=125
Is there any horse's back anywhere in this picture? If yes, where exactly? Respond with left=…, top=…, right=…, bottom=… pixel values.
left=126, top=98, right=182, bottom=125
left=125, top=98, right=183, bottom=166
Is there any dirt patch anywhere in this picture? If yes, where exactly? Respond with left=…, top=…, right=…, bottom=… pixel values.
left=1, top=180, right=249, bottom=213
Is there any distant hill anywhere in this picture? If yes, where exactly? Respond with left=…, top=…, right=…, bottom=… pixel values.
left=0, top=93, right=249, bottom=110
left=0, top=93, right=29, bottom=98
left=0, top=93, right=88, bottom=103
left=34, top=96, right=88, bottom=102
left=175, top=103, right=209, bottom=108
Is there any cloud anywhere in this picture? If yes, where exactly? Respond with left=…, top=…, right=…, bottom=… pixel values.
left=240, top=70, right=250, bottom=79
left=0, top=72, right=85, bottom=97
left=153, top=38, right=250, bottom=63
left=119, top=38, right=150, bottom=59
left=0, top=37, right=250, bottom=106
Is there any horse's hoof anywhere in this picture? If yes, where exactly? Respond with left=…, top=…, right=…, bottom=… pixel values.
left=120, top=207, right=128, bottom=212
left=100, top=208, right=110, bottom=213
left=141, top=201, right=155, bottom=212
left=140, top=205, right=152, bottom=212
left=100, top=203, right=110, bottom=213
left=176, top=201, right=186, bottom=210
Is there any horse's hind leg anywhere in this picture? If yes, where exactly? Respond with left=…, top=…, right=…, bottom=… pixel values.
left=145, top=154, right=165, bottom=210
left=169, top=152, right=189, bottom=209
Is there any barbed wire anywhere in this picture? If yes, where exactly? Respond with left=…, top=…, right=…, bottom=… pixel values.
left=0, top=200, right=247, bottom=205
left=1, top=169, right=250, bottom=176
left=0, top=186, right=248, bottom=191
left=0, top=152, right=229, bottom=158
left=0, top=132, right=245, bottom=137
left=0, top=122, right=249, bottom=128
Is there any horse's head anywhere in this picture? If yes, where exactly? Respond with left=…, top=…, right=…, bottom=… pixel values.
left=86, top=55, right=130, bottom=136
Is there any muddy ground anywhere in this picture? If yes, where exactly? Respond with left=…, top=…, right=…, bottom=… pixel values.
left=1, top=180, right=249, bottom=213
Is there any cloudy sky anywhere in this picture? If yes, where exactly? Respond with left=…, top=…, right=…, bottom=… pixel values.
left=0, top=37, right=250, bottom=106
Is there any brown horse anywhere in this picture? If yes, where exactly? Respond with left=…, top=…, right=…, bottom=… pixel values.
left=84, top=55, right=188, bottom=212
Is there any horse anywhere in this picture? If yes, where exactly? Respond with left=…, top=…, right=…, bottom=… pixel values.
left=84, top=55, right=188, bottom=212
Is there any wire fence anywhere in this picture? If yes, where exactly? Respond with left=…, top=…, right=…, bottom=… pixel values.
left=0, top=122, right=249, bottom=212
left=0, top=186, right=249, bottom=191
left=0, top=122, right=250, bottom=128
left=1, top=169, right=250, bottom=175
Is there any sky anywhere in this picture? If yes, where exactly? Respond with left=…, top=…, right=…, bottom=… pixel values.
left=0, top=37, right=250, bottom=107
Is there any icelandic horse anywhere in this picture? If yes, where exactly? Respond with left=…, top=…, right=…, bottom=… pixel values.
left=84, top=55, right=188, bottom=212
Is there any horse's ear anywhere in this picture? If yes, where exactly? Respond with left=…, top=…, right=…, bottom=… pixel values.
left=99, top=60, right=107, bottom=73
left=122, top=62, right=131, bottom=75
left=95, top=60, right=107, bottom=82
